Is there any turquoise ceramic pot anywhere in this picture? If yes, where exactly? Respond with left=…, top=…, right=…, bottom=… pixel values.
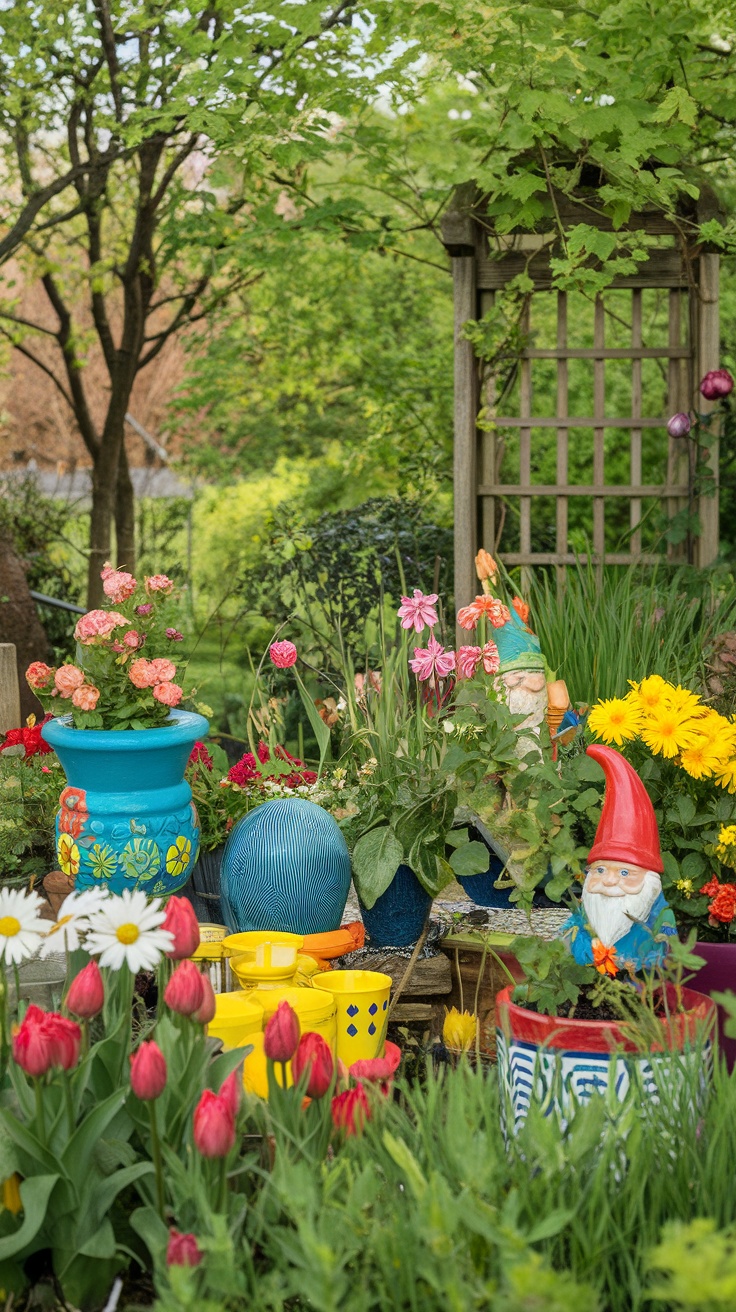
left=42, top=710, right=208, bottom=896
left=220, top=797, right=351, bottom=935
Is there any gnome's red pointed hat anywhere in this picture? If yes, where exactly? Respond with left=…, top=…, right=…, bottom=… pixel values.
left=586, top=744, right=663, bottom=874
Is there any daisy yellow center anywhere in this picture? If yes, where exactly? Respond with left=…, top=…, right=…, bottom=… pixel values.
left=0, top=916, right=21, bottom=937
left=116, top=923, right=140, bottom=945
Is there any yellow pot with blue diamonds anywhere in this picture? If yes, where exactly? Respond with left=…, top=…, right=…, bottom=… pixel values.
left=318, top=970, right=392, bottom=1064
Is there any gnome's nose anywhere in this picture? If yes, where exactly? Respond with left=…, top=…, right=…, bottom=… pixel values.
left=601, top=868, right=621, bottom=887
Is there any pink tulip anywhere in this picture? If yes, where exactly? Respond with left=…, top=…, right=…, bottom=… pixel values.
left=291, top=1032, right=334, bottom=1099
left=193, top=974, right=217, bottom=1025
left=331, top=1084, right=370, bottom=1136
left=161, top=897, right=201, bottom=960
left=166, top=1228, right=203, bottom=1267
left=130, top=1040, right=167, bottom=1100
left=65, top=961, right=104, bottom=1019
left=263, top=1001, right=300, bottom=1062
left=218, top=1071, right=241, bottom=1120
left=193, top=1089, right=235, bottom=1158
left=164, top=961, right=205, bottom=1017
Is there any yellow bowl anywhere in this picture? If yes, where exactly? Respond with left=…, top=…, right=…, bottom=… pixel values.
left=242, top=985, right=337, bottom=1099
left=222, top=931, right=304, bottom=988
left=222, top=931, right=304, bottom=956
left=318, top=970, right=392, bottom=1064
left=208, top=992, right=264, bottom=1051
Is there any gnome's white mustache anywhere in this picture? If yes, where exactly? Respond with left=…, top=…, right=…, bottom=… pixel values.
left=582, top=872, right=661, bottom=946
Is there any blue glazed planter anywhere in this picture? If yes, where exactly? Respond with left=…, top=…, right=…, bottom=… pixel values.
left=220, top=797, right=351, bottom=935
left=42, top=710, right=208, bottom=896
left=360, top=864, right=432, bottom=948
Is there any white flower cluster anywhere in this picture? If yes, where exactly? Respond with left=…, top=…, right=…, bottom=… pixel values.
left=0, top=886, right=174, bottom=974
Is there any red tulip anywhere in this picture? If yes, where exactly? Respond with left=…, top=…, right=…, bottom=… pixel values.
left=65, top=961, right=104, bottom=1019
left=218, top=1070, right=241, bottom=1121
left=12, top=1006, right=81, bottom=1077
left=263, top=1000, right=300, bottom=1063
left=164, top=961, right=205, bottom=1017
left=291, top=1032, right=334, bottom=1100
left=166, top=1228, right=203, bottom=1267
left=331, top=1084, right=370, bottom=1136
left=161, top=897, right=201, bottom=960
left=45, top=1014, right=82, bottom=1071
left=130, top=1040, right=167, bottom=1100
left=193, top=974, right=217, bottom=1025
left=193, top=1089, right=235, bottom=1158
left=700, top=368, right=734, bottom=400
left=349, top=1041, right=402, bottom=1093
left=666, top=412, right=691, bottom=438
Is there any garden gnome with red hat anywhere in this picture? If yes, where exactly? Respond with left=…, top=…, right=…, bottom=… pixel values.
left=561, top=744, right=677, bottom=973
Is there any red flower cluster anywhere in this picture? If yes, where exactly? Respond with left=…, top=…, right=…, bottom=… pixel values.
left=703, top=876, right=736, bottom=925
left=1, top=715, right=53, bottom=758
left=227, top=741, right=317, bottom=789
left=189, top=741, right=213, bottom=771
left=13, top=1006, right=81, bottom=1077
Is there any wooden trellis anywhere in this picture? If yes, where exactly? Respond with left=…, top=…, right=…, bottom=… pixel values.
left=441, top=190, right=721, bottom=610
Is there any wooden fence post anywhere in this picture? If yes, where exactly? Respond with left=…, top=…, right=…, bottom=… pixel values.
left=452, top=254, right=478, bottom=636
left=696, top=251, right=720, bottom=565
left=0, top=644, right=21, bottom=734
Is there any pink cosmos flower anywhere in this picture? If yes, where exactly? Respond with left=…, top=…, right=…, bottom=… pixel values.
left=129, top=658, right=154, bottom=689
left=270, top=640, right=298, bottom=669
left=397, top=589, right=439, bottom=633
left=145, top=574, right=173, bottom=595
left=74, top=610, right=130, bottom=644
left=102, top=569, right=136, bottom=603
left=123, top=630, right=143, bottom=649
left=54, top=664, right=85, bottom=697
left=72, top=684, right=100, bottom=711
left=147, top=658, right=177, bottom=684
left=153, top=682, right=183, bottom=706
left=409, top=634, right=455, bottom=681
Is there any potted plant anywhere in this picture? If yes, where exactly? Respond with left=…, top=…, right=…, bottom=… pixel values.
left=29, top=564, right=208, bottom=895
left=0, top=716, right=64, bottom=882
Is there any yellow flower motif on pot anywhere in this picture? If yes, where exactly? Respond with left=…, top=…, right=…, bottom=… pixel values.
left=443, top=1007, right=477, bottom=1052
left=587, top=695, right=642, bottom=746
left=166, top=835, right=192, bottom=878
left=57, top=832, right=80, bottom=878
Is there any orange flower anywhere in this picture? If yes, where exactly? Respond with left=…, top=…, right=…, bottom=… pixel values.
left=474, top=549, right=498, bottom=583
left=512, top=596, right=530, bottom=624
left=592, top=938, right=619, bottom=977
left=456, top=596, right=511, bottom=631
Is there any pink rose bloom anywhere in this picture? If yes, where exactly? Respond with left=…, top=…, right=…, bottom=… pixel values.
left=145, top=574, right=173, bottom=595
left=153, top=681, right=183, bottom=706
left=148, top=658, right=177, bottom=684
left=74, top=610, right=130, bottom=644
left=700, top=369, right=734, bottom=400
left=123, top=630, right=142, bottom=649
left=397, top=589, right=439, bottom=633
left=481, top=640, right=500, bottom=674
left=102, top=569, right=136, bottom=603
left=270, top=640, right=298, bottom=669
left=409, top=634, right=455, bottom=681
left=54, top=664, right=85, bottom=698
left=26, top=661, right=54, bottom=690
left=72, top=684, right=100, bottom=711
left=456, top=646, right=482, bottom=679
left=129, top=658, right=154, bottom=689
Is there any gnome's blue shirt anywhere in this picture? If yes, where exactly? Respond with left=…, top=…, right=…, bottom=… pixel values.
left=561, top=892, right=678, bottom=972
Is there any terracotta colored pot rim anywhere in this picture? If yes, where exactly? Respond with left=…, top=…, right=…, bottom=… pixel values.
left=496, top=983, right=717, bottom=1054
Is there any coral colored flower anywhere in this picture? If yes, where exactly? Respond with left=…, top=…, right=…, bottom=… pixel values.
left=442, top=1008, right=476, bottom=1052
left=153, top=682, right=183, bottom=707
left=592, top=939, right=619, bottom=977
left=193, top=1088, right=235, bottom=1158
left=166, top=628, right=184, bottom=641
left=194, top=975, right=217, bottom=1025
left=26, top=661, right=54, bottom=690
left=331, top=1084, right=370, bottom=1136
left=54, top=665, right=85, bottom=697
left=706, top=881, right=736, bottom=924
left=456, top=646, right=482, bottom=679
left=512, top=596, right=530, bottom=624
left=129, top=658, right=154, bottom=689
left=72, top=684, right=100, bottom=711
left=409, top=634, right=455, bottom=681
left=397, top=588, right=439, bottom=633
left=74, top=610, right=130, bottom=644
left=161, top=896, right=200, bottom=960
left=123, top=630, right=143, bottom=649
left=588, top=696, right=642, bottom=746
left=130, top=1040, right=167, bottom=1100
left=667, top=412, right=691, bottom=438
left=164, top=961, right=205, bottom=1016
left=474, top=549, right=498, bottom=582
left=65, top=960, right=104, bottom=1019
left=292, top=1032, right=334, bottom=1099
left=350, top=1041, right=402, bottom=1090
left=701, top=369, right=734, bottom=400
left=269, top=640, right=298, bottom=669
left=480, top=641, right=500, bottom=674
left=148, top=658, right=177, bottom=684
left=456, top=596, right=511, bottom=630
left=166, top=1229, right=203, bottom=1268
left=189, top=741, right=213, bottom=770
left=102, top=569, right=136, bottom=603
left=264, top=1000, right=301, bottom=1062
left=145, top=574, right=174, bottom=594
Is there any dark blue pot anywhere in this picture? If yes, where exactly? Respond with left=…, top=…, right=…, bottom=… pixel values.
left=42, top=710, right=208, bottom=896
left=457, top=865, right=558, bottom=908
left=360, top=864, right=432, bottom=948
left=220, top=797, right=351, bottom=935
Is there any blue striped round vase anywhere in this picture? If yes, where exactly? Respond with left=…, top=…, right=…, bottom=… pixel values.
left=220, top=797, right=351, bottom=935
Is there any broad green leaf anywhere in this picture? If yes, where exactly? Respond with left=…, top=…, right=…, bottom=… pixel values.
left=449, top=840, right=491, bottom=877
left=351, top=826, right=403, bottom=909
left=0, top=1174, right=58, bottom=1259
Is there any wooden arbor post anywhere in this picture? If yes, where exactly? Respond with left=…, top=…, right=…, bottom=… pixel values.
left=441, top=190, right=721, bottom=605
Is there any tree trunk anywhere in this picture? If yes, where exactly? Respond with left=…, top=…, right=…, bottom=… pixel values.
left=87, top=406, right=128, bottom=607
left=115, top=441, right=136, bottom=574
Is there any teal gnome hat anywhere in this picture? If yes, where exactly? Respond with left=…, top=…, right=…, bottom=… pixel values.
left=493, top=609, right=545, bottom=674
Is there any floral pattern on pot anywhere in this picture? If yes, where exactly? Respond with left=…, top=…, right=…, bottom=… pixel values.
left=61, top=804, right=200, bottom=896
left=57, top=832, right=81, bottom=878
left=59, top=786, right=88, bottom=840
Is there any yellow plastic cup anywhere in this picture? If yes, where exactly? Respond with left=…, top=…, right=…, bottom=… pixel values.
left=208, top=992, right=264, bottom=1051
left=318, top=970, right=392, bottom=1065
left=222, top=931, right=304, bottom=988
left=191, top=924, right=230, bottom=992
left=242, top=985, right=337, bottom=1099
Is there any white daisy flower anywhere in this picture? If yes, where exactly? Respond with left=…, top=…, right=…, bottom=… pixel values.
left=84, top=889, right=174, bottom=973
left=0, top=888, right=48, bottom=965
left=38, top=887, right=110, bottom=958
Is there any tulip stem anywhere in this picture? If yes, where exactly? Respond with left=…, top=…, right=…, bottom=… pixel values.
left=148, top=1101, right=166, bottom=1221
left=62, top=1073, right=76, bottom=1136
left=34, top=1078, right=46, bottom=1146
left=217, top=1158, right=228, bottom=1214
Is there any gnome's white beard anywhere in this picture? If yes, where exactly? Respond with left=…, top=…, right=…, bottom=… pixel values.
left=504, top=685, right=548, bottom=733
left=582, top=871, right=662, bottom=947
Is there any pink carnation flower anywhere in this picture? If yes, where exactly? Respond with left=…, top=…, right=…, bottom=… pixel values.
left=129, top=658, right=154, bottom=689
left=102, top=568, right=137, bottom=603
left=72, top=684, right=100, bottom=711
left=270, top=641, right=298, bottom=669
left=74, top=610, right=130, bottom=645
left=397, top=589, right=439, bottom=633
left=123, top=630, right=143, bottom=649
left=456, top=646, right=482, bottom=679
left=409, top=634, right=455, bottom=681
left=153, top=681, right=183, bottom=706
left=480, top=641, right=500, bottom=674
left=148, top=658, right=177, bottom=684
left=54, top=664, right=85, bottom=698
left=145, top=574, right=173, bottom=595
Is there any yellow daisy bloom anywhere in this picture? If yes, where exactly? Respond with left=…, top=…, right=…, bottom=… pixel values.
left=166, top=835, right=192, bottom=878
left=629, top=674, right=668, bottom=715
left=679, top=736, right=725, bottom=779
left=57, top=832, right=80, bottom=878
left=664, top=684, right=702, bottom=716
left=640, top=706, right=699, bottom=759
left=714, top=758, right=736, bottom=793
left=443, top=1007, right=477, bottom=1052
left=587, top=696, right=642, bottom=746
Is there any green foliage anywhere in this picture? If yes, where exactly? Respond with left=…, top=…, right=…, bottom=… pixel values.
left=648, top=1218, right=736, bottom=1309
left=510, top=936, right=594, bottom=1016
left=0, top=750, right=62, bottom=881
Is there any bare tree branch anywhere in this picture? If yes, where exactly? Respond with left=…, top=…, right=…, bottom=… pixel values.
left=40, top=271, right=100, bottom=459
left=0, top=326, right=74, bottom=409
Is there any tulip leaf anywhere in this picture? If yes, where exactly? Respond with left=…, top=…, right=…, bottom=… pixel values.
left=60, top=1090, right=127, bottom=1182
left=352, top=825, right=403, bottom=909
left=0, top=1174, right=59, bottom=1259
